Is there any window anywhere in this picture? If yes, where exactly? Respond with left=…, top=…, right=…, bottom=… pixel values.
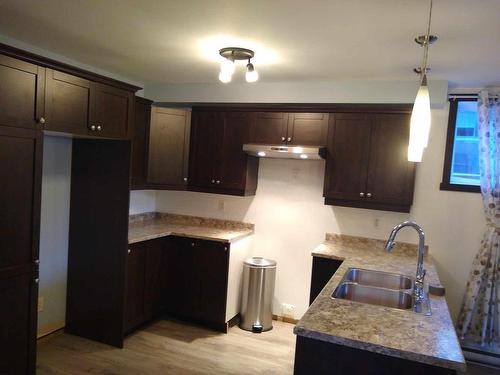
left=441, top=97, right=481, bottom=192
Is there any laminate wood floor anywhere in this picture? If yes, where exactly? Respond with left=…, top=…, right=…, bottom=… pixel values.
left=37, top=319, right=296, bottom=374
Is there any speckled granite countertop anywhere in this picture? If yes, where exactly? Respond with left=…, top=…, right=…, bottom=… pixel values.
left=128, top=212, right=254, bottom=244
left=294, top=233, right=465, bottom=372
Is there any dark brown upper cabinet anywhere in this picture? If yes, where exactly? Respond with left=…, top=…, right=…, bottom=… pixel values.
left=323, top=112, right=415, bottom=213
left=249, top=112, right=289, bottom=144
left=44, top=69, right=90, bottom=136
left=147, top=107, right=191, bottom=189
left=131, top=97, right=153, bottom=189
left=0, top=54, right=45, bottom=130
left=287, top=112, right=329, bottom=146
left=188, top=110, right=258, bottom=196
left=89, top=82, right=134, bottom=139
left=249, top=112, right=328, bottom=146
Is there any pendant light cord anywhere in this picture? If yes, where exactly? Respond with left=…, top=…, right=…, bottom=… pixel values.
left=419, top=0, right=433, bottom=80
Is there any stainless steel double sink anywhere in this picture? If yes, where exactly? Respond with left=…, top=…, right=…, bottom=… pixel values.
left=332, top=268, right=414, bottom=310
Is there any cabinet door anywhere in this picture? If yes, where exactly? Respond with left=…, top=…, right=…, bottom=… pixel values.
left=249, top=112, right=288, bottom=144
left=89, top=82, right=133, bottom=139
left=131, top=97, right=152, bottom=189
left=310, top=256, right=342, bottom=305
left=0, top=54, right=44, bottom=130
left=217, top=112, right=252, bottom=190
left=0, top=272, right=37, bottom=375
left=44, top=69, right=90, bottom=135
left=143, top=239, right=164, bottom=321
left=323, top=113, right=372, bottom=202
left=148, top=107, right=191, bottom=187
left=195, top=241, right=229, bottom=324
left=0, top=126, right=42, bottom=271
left=188, top=111, right=220, bottom=188
left=164, top=237, right=197, bottom=318
left=287, top=113, right=329, bottom=146
left=124, top=243, right=146, bottom=333
left=365, top=114, right=416, bottom=209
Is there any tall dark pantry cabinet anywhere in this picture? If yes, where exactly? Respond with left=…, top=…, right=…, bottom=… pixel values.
left=0, top=44, right=140, bottom=374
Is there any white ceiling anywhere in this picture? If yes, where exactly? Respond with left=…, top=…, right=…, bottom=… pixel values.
left=0, top=0, right=498, bottom=87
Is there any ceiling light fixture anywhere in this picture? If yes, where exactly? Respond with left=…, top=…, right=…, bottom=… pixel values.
left=408, top=0, right=437, bottom=163
left=218, top=47, right=258, bottom=83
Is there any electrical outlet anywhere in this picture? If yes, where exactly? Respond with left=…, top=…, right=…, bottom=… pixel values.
left=38, top=297, right=44, bottom=312
left=218, top=199, right=225, bottom=211
left=282, top=303, right=295, bottom=319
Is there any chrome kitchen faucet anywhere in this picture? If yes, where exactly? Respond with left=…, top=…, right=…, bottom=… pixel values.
left=384, top=221, right=431, bottom=316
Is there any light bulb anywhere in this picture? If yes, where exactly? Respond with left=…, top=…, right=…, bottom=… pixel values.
left=220, top=58, right=235, bottom=75
left=219, top=70, right=232, bottom=83
left=408, top=75, right=431, bottom=162
left=257, top=151, right=266, bottom=157
left=246, top=62, right=258, bottom=83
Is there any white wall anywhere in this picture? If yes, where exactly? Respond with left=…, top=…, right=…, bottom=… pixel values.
left=38, top=136, right=72, bottom=336
left=145, top=79, right=449, bottom=108
left=129, top=190, right=156, bottom=215
left=149, top=105, right=484, bottom=321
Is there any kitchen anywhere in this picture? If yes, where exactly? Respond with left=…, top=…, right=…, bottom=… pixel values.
left=0, top=1, right=499, bottom=374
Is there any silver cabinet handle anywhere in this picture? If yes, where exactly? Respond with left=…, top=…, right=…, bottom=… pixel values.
left=34, top=278, right=39, bottom=284
left=127, top=249, right=131, bottom=254
left=191, top=242, right=195, bottom=247
left=281, top=136, right=286, bottom=142
left=38, top=117, right=46, bottom=125
left=287, top=137, right=292, bottom=142
left=216, top=180, right=221, bottom=184
left=224, top=247, right=228, bottom=251
left=211, top=179, right=215, bottom=184
left=183, top=177, right=188, bottom=182
left=90, top=125, right=96, bottom=131
left=366, top=192, right=372, bottom=198
left=97, top=125, right=102, bottom=131
left=359, top=192, right=365, bottom=197
left=34, top=259, right=40, bottom=265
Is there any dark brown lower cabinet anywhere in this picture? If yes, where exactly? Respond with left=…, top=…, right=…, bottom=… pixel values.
left=0, top=125, right=42, bottom=375
left=164, top=237, right=230, bottom=331
left=309, top=256, right=342, bottom=305
left=124, top=239, right=165, bottom=333
left=0, top=272, right=38, bottom=375
left=294, top=336, right=455, bottom=375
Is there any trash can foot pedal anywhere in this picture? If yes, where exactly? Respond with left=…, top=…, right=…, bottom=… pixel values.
left=252, top=324, right=263, bottom=333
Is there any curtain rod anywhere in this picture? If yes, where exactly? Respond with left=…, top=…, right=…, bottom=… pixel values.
left=448, top=93, right=499, bottom=100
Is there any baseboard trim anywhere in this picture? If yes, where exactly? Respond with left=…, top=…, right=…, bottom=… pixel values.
left=37, top=322, right=65, bottom=339
left=37, top=327, right=65, bottom=341
left=273, top=314, right=299, bottom=324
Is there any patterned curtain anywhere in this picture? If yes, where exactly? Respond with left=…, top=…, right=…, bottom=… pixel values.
left=457, top=90, right=500, bottom=346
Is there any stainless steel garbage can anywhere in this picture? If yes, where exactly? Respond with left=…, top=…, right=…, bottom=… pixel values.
left=240, top=257, right=277, bottom=333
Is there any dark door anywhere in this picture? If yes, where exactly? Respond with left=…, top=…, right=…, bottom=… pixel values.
left=287, top=113, right=329, bottom=146
left=217, top=112, right=252, bottom=190
left=143, top=239, right=165, bottom=321
left=164, top=237, right=197, bottom=318
left=0, top=125, right=41, bottom=375
left=188, top=111, right=219, bottom=189
left=66, top=139, right=130, bottom=348
left=131, top=97, right=152, bottom=189
left=89, top=82, right=133, bottom=138
left=0, top=126, right=42, bottom=271
left=195, top=241, right=229, bottom=324
left=124, top=242, right=146, bottom=333
left=249, top=112, right=288, bottom=144
left=366, top=114, right=416, bottom=208
left=323, top=113, right=372, bottom=202
left=44, top=69, right=90, bottom=136
left=0, top=54, right=44, bottom=130
left=148, top=108, right=191, bottom=187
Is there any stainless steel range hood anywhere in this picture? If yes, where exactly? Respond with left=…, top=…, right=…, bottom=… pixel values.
left=243, top=144, right=326, bottom=160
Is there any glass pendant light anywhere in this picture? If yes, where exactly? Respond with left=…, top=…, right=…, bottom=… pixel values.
left=408, top=74, right=431, bottom=162
left=245, top=62, right=258, bottom=83
left=408, top=0, right=436, bottom=162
